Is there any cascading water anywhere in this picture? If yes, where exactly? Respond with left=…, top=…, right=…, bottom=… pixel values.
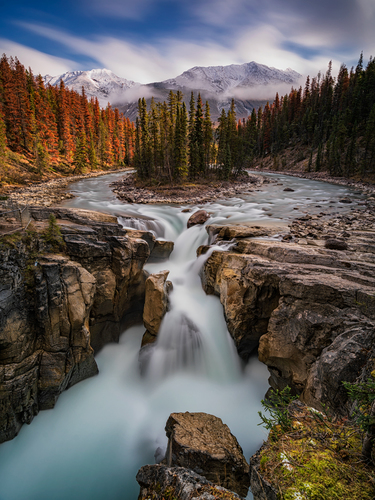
left=0, top=172, right=364, bottom=500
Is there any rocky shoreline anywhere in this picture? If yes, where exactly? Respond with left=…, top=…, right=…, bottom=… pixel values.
left=258, top=168, right=375, bottom=196
left=2, top=168, right=131, bottom=207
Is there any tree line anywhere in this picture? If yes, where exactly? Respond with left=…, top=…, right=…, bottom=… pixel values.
left=133, top=91, right=245, bottom=182
left=0, top=54, right=135, bottom=175
left=2, top=52, right=374, bottom=183
left=238, top=53, right=375, bottom=178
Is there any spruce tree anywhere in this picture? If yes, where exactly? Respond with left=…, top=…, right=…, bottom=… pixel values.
left=73, top=131, right=88, bottom=173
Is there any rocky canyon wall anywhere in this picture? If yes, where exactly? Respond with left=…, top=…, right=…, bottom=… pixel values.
left=0, top=208, right=172, bottom=444
left=202, top=209, right=375, bottom=414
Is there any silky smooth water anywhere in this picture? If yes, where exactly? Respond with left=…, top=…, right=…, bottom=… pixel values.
left=0, top=172, right=363, bottom=500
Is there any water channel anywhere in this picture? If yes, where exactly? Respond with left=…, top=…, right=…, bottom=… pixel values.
left=0, top=172, right=363, bottom=500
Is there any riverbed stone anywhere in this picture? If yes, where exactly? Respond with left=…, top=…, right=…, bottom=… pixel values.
left=149, top=239, right=174, bottom=262
left=164, top=412, right=250, bottom=498
left=187, top=210, right=210, bottom=228
left=143, top=270, right=171, bottom=338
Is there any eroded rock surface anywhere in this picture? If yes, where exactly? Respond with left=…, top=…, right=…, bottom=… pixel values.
left=249, top=446, right=277, bottom=500
left=142, top=270, right=172, bottom=346
left=202, top=205, right=375, bottom=413
left=164, top=412, right=250, bottom=498
left=137, top=465, right=241, bottom=500
left=0, top=207, right=170, bottom=443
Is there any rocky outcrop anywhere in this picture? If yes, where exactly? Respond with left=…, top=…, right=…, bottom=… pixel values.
left=202, top=206, right=375, bottom=413
left=0, top=207, right=169, bottom=444
left=141, top=270, right=172, bottom=347
left=137, top=465, right=241, bottom=500
left=164, top=412, right=250, bottom=498
left=187, top=210, right=210, bottom=228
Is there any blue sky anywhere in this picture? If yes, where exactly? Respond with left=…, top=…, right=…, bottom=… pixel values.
left=0, top=0, right=374, bottom=82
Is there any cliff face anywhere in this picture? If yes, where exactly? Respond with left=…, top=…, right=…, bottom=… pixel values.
left=202, top=208, right=375, bottom=414
left=0, top=208, right=166, bottom=444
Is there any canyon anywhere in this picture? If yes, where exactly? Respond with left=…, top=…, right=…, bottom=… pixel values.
left=0, top=171, right=374, bottom=499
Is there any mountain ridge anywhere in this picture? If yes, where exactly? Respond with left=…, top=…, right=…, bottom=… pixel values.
left=44, top=61, right=302, bottom=120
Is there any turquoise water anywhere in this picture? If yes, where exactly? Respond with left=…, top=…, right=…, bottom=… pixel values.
left=0, top=172, right=362, bottom=500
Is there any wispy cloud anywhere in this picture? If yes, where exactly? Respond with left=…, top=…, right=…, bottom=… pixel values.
left=15, top=21, right=346, bottom=84
left=0, top=39, right=76, bottom=75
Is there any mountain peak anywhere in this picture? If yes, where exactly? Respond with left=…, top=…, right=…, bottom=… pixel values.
left=43, top=69, right=140, bottom=105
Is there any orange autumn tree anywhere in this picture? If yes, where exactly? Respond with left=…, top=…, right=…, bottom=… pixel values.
left=0, top=54, right=136, bottom=176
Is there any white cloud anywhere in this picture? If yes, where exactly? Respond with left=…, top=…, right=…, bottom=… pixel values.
left=0, top=39, right=76, bottom=75
left=13, top=18, right=364, bottom=88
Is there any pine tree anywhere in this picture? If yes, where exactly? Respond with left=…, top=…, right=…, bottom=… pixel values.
left=73, top=131, right=88, bottom=173
left=203, top=101, right=213, bottom=174
left=174, top=102, right=188, bottom=179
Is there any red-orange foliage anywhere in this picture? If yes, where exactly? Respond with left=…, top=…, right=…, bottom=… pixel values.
left=0, top=54, right=136, bottom=173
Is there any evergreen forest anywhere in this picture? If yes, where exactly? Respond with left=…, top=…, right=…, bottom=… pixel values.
left=133, top=54, right=375, bottom=183
left=1, top=53, right=375, bottom=186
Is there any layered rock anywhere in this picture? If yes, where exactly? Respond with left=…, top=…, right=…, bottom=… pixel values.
left=164, top=412, right=250, bottom=498
left=141, top=270, right=172, bottom=347
left=202, top=206, right=375, bottom=413
left=0, top=208, right=168, bottom=443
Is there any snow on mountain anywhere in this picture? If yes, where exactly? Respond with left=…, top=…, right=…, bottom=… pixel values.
left=159, top=61, right=302, bottom=94
left=44, top=62, right=302, bottom=120
left=43, top=69, right=140, bottom=105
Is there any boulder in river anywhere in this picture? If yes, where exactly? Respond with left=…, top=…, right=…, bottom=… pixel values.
left=142, top=270, right=172, bottom=344
left=164, top=412, right=250, bottom=498
left=187, top=210, right=210, bottom=228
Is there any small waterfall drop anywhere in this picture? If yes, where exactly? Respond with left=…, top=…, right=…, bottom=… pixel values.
left=143, top=238, right=240, bottom=384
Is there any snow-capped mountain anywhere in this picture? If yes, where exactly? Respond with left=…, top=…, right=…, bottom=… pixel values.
left=44, top=62, right=302, bottom=120
left=159, top=61, right=301, bottom=94
left=43, top=69, right=140, bottom=105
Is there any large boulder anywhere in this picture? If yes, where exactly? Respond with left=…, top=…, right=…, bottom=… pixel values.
left=164, top=412, right=250, bottom=498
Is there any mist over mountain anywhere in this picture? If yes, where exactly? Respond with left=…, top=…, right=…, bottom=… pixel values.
left=44, top=61, right=302, bottom=121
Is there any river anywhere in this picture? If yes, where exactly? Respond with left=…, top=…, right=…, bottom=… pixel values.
left=0, top=172, right=363, bottom=500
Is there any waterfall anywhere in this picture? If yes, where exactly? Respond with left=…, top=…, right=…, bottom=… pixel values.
left=143, top=237, right=240, bottom=384
left=0, top=171, right=363, bottom=500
